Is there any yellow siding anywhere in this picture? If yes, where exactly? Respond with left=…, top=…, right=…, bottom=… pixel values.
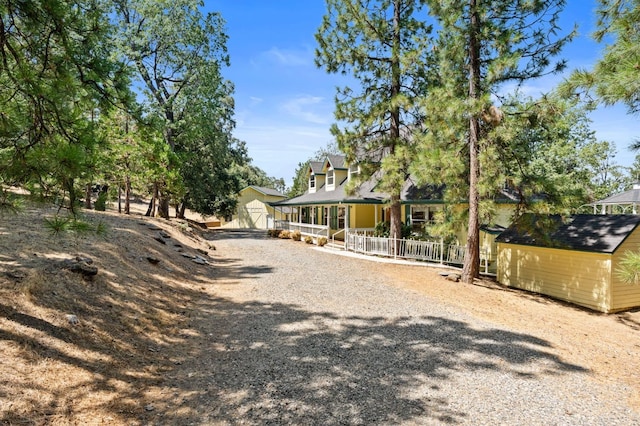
left=610, top=229, right=640, bottom=311
left=223, top=187, right=285, bottom=229
left=350, top=204, right=376, bottom=229
left=335, top=170, right=348, bottom=185
left=497, top=243, right=613, bottom=312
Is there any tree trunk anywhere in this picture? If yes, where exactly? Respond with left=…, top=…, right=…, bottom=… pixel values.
left=66, top=178, right=77, bottom=216
left=124, top=175, right=131, bottom=215
left=85, top=183, right=92, bottom=209
left=177, top=201, right=187, bottom=219
left=118, top=185, right=122, bottom=214
left=158, top=189, right=170, bottom=219
left=462, top=0, right=481, bottom=283
left=145, top=182, right=158, bottom=217
left=389, top=0, right=403, bottom=249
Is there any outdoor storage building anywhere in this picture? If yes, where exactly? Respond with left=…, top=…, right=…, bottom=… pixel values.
left=496, top=214, right=640, bottom=313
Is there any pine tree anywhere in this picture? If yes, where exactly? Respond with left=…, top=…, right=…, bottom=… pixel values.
left=415, top=0, right=575, bottom=282
left=563, top=0, right=640, bottom=117
left=0, top=0, right=126, bottom=212
left=315, top=0, right=433, bottom=242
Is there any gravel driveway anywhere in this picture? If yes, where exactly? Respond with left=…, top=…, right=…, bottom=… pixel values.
left=185, top=229, right=639, bottom=425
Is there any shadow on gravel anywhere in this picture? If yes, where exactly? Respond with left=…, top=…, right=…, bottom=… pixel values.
left=0, top=215, right=588, bottom=424
left=165, top=297, right=588, bottom=424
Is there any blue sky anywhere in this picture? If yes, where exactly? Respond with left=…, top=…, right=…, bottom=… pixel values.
left=208, top=1, right=638, bottom=186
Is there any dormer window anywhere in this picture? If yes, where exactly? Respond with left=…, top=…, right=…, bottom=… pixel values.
left=349, top=163, right=359, bottom=179
left=309, top=174, right=316, bottom=189
left=327, top=170, right=334, bottom=187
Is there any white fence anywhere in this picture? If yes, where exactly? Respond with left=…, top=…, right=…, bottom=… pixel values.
left=345, top=233, right=488, bottom=273
left=279, top=221, right=330, bottom=238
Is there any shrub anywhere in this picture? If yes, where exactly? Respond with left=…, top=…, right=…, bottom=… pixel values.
left=94, top=192, right=107, bottom=211
left=290, top=230, right=301, bottom=241
left=267, top=229, right=280, bottom=238
left=43, top=215, right=71, bottom=237
left=304, top=236, right=313, bottom=244
left=278, top=230, right=290, bottom=239
left=317, top=236, right=327, bottom=247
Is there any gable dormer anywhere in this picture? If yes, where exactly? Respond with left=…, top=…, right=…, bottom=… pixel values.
left=308, top=161, right=325, bottom=194
left=348, top=162, right=360, bottom=181
left=323, top=155, right=348, bottom=192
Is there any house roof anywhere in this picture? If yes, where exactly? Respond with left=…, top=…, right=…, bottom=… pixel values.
left=325, top=155, right=347, bottom=170
left=593, top=185, right=640, bottom=205
left=496, top=214, right=640, bottom=253
left=245, top=186, right=285, bottom=198
left=274, top=174, right=386, bottom=206
left=308, top=161, right=325, bottom=175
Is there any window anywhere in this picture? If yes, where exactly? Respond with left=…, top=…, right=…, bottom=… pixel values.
left=327, top=170, right=334, bottom=186
left=410, top=206, right=435, bottom=231
left=328, top=206, right=346, bottom=229
left=338, top=207, right=346, bottom=229
left=309, top=175, right=316, bottom=189
left=349, top=163, right=359, bottom=176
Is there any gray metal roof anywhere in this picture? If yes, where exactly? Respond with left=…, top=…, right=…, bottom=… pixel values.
left=594, top=188, right=640, bottom=205
left=496, top=214, right=640, bottom=253
left=248, top=186, right=285, bottom=198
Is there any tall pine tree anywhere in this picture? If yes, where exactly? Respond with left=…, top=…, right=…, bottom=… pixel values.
left=315, top=0, right=433, bottom=241
left=415, top=0, right=574, bottom=282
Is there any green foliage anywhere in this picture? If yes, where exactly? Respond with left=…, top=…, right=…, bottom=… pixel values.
left=0, top=191, right=24, bottom=215
left=415, top=0, right=575, bottom=280
left=95, top=221, right=109, bottom=238
left=112, top=0, right=237, bottom=218
left=68, top=219, right=94, bottom=234
left=561, top=0, right=640, bottom=116
left=43, top=215, right=110, bottom=239
left=0, top=0, right=127, bottom=208
left=316, top=0, right=434, bottom=239
left=617, top=250, right=640, bottom=285
left=373, top=221, right=411, bottom=239
left=95, top=191, right=108, bottom=211
left=43, top=216, right=72, bottom=237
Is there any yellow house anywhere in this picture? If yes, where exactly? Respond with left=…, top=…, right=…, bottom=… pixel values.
left=272, top=155, right=515, bottom=263
left=271, top=156, right=390, bottom=238
left=222, top=186, right=287, bottom=229
left=496, top=214, right=640, bottom=313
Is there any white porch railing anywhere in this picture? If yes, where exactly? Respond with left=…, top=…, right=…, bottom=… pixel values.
left=284, top=222, right=330, bottom=238
left=331, top=228, right=346, bottom=248
left=345, top=233, right=489, bottom=273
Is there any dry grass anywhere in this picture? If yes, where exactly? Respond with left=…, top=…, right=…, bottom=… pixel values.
left=3, top=196, right=640, bottom=423
left=0, top=197, right=221, bottom=425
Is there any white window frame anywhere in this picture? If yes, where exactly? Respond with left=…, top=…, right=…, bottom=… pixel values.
left=309, top=174, right=316, bottom=193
